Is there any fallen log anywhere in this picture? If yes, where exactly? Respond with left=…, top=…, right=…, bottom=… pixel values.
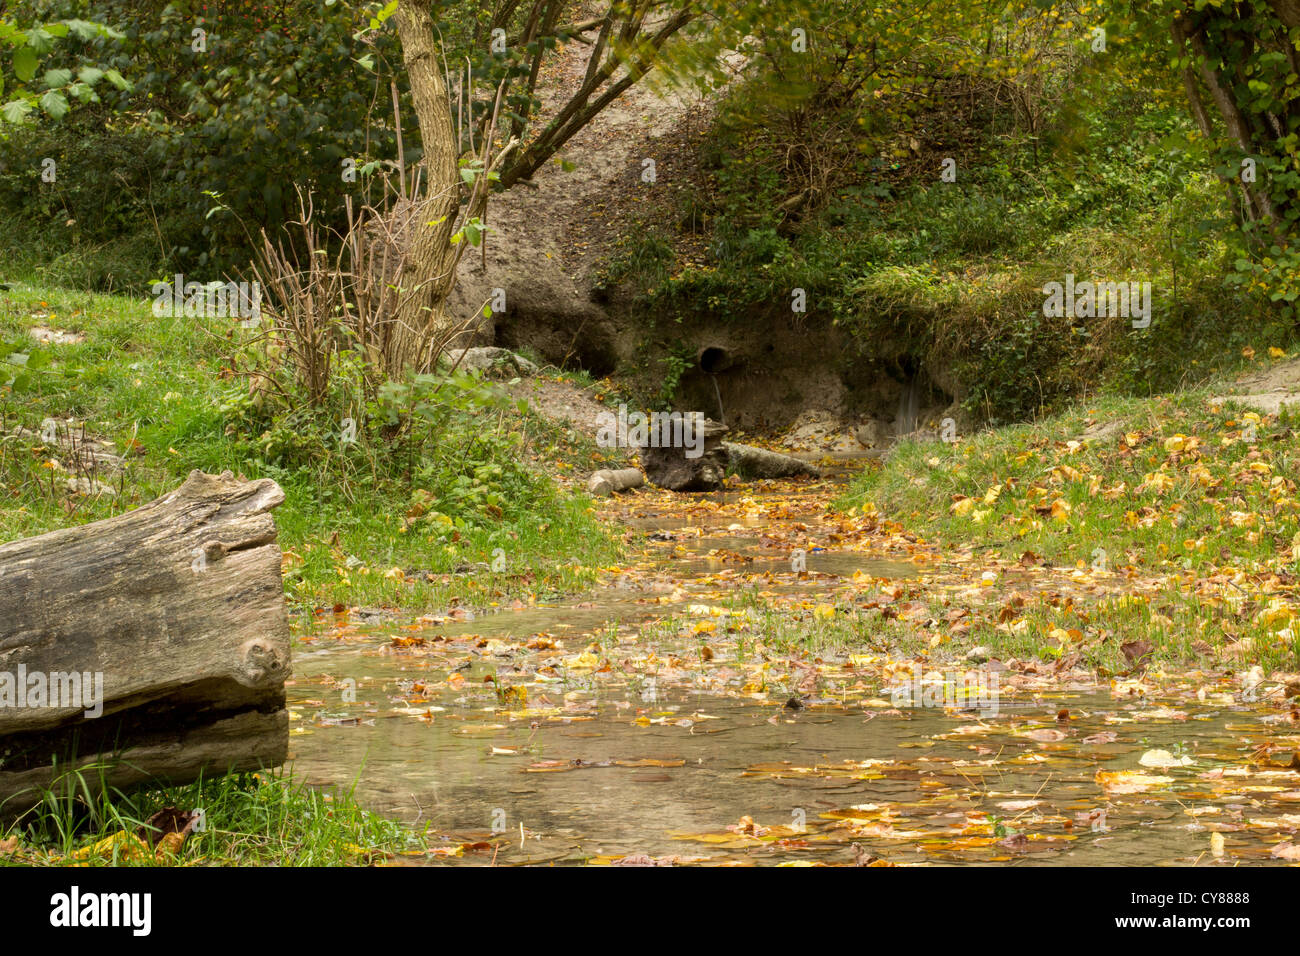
left=586, top=468, right=644, bottom=497
left=0, top=470, right=290, bottom=814
left=639, top=418, right=730, bottom=491
left=724, top=441, right=822, bottom=479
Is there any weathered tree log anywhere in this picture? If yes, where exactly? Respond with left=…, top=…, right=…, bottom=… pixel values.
left=639, top=419, right=730, bottom=491
left=638, top=420, right=824, bottom=491
left=0, top=470, right=290, bottom=813
left=586, top=468, right=644, bottom=497
left=723, top=442, right=822, bottom=479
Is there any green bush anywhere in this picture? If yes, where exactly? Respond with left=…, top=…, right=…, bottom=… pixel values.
left=0, top=0, right=407, bottom=285
left=608, top=61, right=1282, bottom=425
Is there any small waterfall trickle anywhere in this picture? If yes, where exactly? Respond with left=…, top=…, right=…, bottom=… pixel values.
left=710, top=373, right=726, bottom=427
left=896, top=378, right=920, bottom=436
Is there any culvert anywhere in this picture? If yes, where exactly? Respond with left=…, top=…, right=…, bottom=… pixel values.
left=698, top=346, right=734, bottom=374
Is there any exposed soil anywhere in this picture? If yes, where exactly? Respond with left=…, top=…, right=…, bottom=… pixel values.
left=1211, top=357, right=1300, bottom=416
left=507, top=375, right=617, bottom=438
left=442, top=21, right=953, bottom=439
left=445, top=25, right=716, bottom=372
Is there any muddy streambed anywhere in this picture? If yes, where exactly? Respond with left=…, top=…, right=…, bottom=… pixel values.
left=286, top=475, right=1300, bottom=866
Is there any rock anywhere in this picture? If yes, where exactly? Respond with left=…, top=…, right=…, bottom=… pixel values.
left=781, top=409, right=835, bottom=448
left=442, top=347, right=538, bottom=379
left=853, top=419, right=890, bottom=448
left=29, top=326, right=85, bottom=345
left=66, top=477, right=116, bottom=497
left=1080, top=420, right=1122, bottom=442
left=780, top=409, right=865, bottom=454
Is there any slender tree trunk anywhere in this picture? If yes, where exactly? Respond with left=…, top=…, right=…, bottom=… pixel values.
left=1174, top=12, right=1282, bottom=229
left=387, top=0, right=695, bottom=360
left=391, top=1, right=463, bottom=375
left=1172, top=18, right=1250, bottom=225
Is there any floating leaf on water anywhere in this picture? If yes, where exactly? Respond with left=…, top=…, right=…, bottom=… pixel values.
left=1082, top=731, right=1119, bottom=745
left=997, top=799, right=1042, bottom=811
left=1269, top=842, right=1300, bottom=861
left=1096, top=770, right=1175, bottom=794
left=1138, top=748, right=1195, bottom=768
left=1020, top=728, right=1067, bottom=742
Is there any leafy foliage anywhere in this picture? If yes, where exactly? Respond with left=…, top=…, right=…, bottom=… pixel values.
left=1, top=0, right=406, bottom=282
left=608, top=2, right=1281, bottom=424
left=0, top=13, right=128, bottom=123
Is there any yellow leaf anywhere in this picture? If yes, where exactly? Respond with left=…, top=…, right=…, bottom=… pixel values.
left=1096, top=770, right=1174, bottom=794
left=1256, top=600, right=1294, bottom=629
left=155, top=831, right=187, bottom=860
left=69, top=831, right=152, bottom=864
left=565, top=651, right=601, bottom=669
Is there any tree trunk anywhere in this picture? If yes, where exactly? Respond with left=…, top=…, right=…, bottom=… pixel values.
left=0, top=471, right=290, bottom=814
left=391, top=1, right=463, bottom=375
left=1172, top=8, right=1299, bottom=232
left=724, top=442, right=822, bottom=480
left=587, top=468, right=644, bottom=497
left=1172, top=19, right=1245, bottom=225
left=639, top=420, right=730, bottom=491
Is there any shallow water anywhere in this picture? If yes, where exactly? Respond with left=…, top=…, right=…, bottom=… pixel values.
left=286, top=473, right=1300, bottom=866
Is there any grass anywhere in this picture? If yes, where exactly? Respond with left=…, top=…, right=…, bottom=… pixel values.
left=841, top=386, right=1300, bottom=574
left=0, top=277, right=629, bottom=865
left=2, top=766, right=420, bottom=866
left=0, top=279, right=622, bottom=613
left=835, top=369, right=1300, bottom=671
left=0, top=223, right=163, bottom=297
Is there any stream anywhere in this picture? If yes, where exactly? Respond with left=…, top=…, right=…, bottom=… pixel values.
left=286, top=465, right=1300, bottom=866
